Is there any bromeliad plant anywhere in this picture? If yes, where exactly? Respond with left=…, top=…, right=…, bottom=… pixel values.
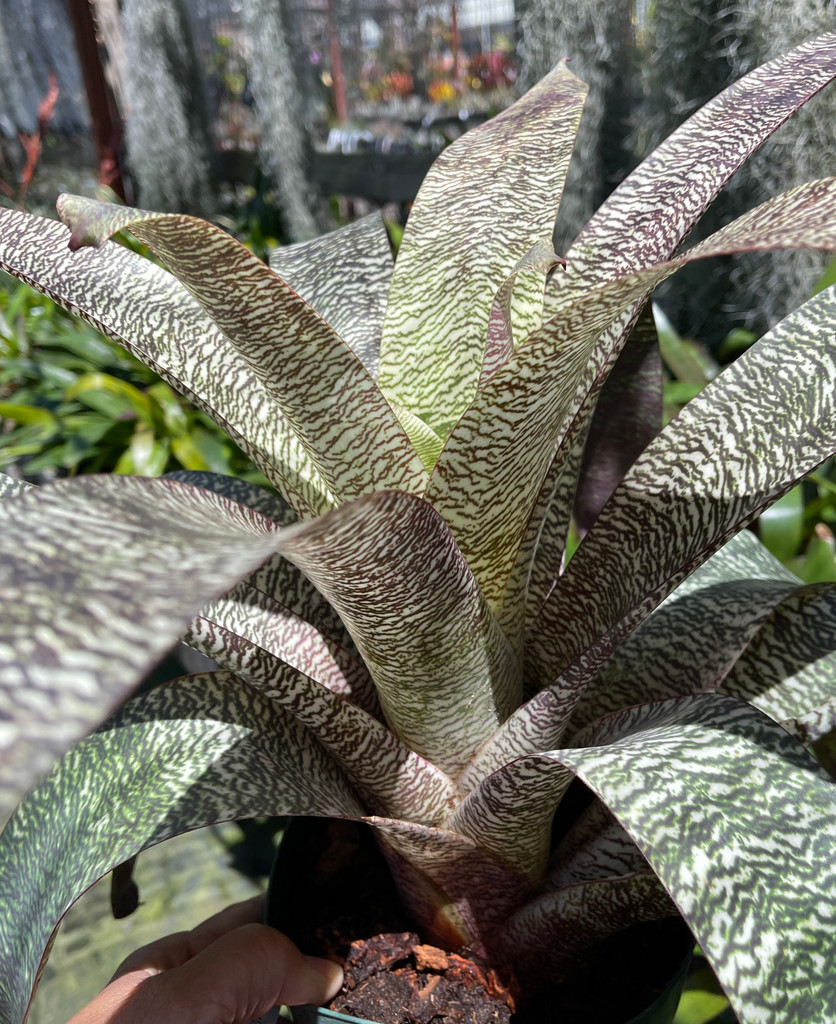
left=2, top=34, right=836, bottom=1024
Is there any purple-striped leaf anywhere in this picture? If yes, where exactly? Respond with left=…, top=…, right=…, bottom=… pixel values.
left=57, top=195, right=428, bottom=505
left=0, top=671, right=364, bottom=1024
left=572, top=303, right=663, bottom=535
left=499, top=874, right=675, bottom=988
left=269, top=213, right=393, bottom=378
left=377, top=62, right=587, bottom=439
left=275, top=489, right=521, bottom=776
left=567, top=529, right=805, bottom=734
left=430, top=177, right=836, bottom=625
left=0, top=475, right=282, bottom=821
left=525, top=279, right=836, bottom=714
left=0, top=211, right=331, bottom=517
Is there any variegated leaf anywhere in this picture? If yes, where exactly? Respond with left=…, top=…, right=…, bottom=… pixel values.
left=430, top=178, right=836, bottom=624
left=499, top=874, right=675, bottom=989
left=546, top=799, right=650, bottom=888
left=164, top=469, right=298, bottom=523
left=57, top=195, right=428, bottom=505
left=370, top=817, right=533, bottom=952
left=164, top=473, right=381, bottom=712
left=553, top=33, right=836, bottom=304
left=188, top=586, right=377, bottom=712
left=525, top=280, right=836, bottom=715
left=480, top=238, right=563, bottom=385
left=721, top=584, right=836, bottom=743
left=0, top=671, right=364, bottom=1024
left=530, top=33, right=836, bottom=612
left=567, top=530, right=805, bottom=734
left=444, top=749, right=573, bottom=883
left=0, top=475, right=282, bottom=821
left=275, top=489, right=521, bottom=776
left=0, top=473, right=31, bottom=502
left=557, top=694, right=836, bottom=1024
left=163, top=472, right=378, bottom=710
left=0, top=210, right=331, bottom=518
left=269, top=212, right=393, bottom=377
left=377, top=62, right=587, bottom=439
left=195, top=647, right=453, bottom=824
left=508, top=418, right=592, bottom=654
left=573, top=303, right=662, bottom=534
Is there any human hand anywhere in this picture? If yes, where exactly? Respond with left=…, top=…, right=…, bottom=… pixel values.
left=66, top=896, right=344, bottom=1024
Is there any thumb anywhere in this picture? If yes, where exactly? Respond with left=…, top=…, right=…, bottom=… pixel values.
left=70, top=923, right=343, bottom=1024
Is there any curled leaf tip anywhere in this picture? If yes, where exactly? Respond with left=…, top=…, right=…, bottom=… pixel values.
left=57, top=193, right=107, bottom=251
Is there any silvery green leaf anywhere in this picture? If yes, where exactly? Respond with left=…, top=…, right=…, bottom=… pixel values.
left=0, top=671, right=364, bottom=1024
left=431, top=178, right=836, bottom=626
left=530, top=33, right=836, bottom=614
left=377, top=62, right=586, bottom=439
left=546, top=800, right=649, bottom=887
left=0, top=472, right=31, bottom=502
left=525, top=281, right=836, bottom=719
left=721, top=584, right=836, bottom=743
left=568, top=530, right=805, bottom=734
left=275, top=489, right=521, bottom=776
left=556, top=33, right=836, bottom=301
left=0, top=210, right=331, bottom=517
left=0, top=474, right=281, bottom=821
left=269, top=212, right=393, bottom=377
left=479, top=237, right=563, bottom=384
left=558, top=695, right=836, bottom=1024
left=57, top=195, right=428, bottom=506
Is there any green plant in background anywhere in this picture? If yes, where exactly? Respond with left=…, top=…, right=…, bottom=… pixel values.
left=0, top=274, right=263, bottom=482
left=2, top=36, right=836, bottom=1024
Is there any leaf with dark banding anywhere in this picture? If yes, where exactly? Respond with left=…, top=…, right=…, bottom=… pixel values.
left=451, top=693, right=836, bottom=1019
left=163, top=472, right=376, bottom=710
left=546, top=799, right=650, bottom=888
left=567, top=530, right=805, bottom=734
left=528, top=33, right=836, bottom=621
left=269, top=212, right=393, bottom=378
left=0, top=473, right=31, bottom=502
left=275, top=489, right=521, bottom=776
left=369, top=817, right=533, bottom=952
left=552, top=33, right=836, bottom=307
left=525, top=281, right=836, bottom=708
left=499, top=873, right=675, bottom=989
left=721, top=584, right=836, bottom=743
left=0, top=210, right=332, bottom=518
left=57, top=194, right=427, bottom=505
left=188, top=636, right=453, bottom=824
left=377, top=62, right=587, bottom=439
left=0, top=671, right=364, bottom=1024
left=429, top=178, right=836, bottom=623
left=572, top=303, right=662, bottom=535
left=558, top=695, right=836, bottom=1024
left=0, top=474, right=281, bottom=821
left=480, top=237, right=563, bottom=385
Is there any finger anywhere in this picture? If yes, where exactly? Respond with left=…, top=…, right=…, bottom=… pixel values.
left=111, top=896, right=266, bottom=979
left=81, top=924, right=343, bottom=1024
left=152, top=924, right=344, bottom=1020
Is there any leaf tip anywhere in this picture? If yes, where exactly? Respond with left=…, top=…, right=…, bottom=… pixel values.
left=57, top=192, right=104, bottom=251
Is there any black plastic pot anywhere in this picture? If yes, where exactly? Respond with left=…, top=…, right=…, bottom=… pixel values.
left=260, top=819, right=691, bottom=1024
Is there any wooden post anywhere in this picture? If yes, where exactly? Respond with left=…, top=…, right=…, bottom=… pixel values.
left=65, top=0, right=127, bottom=199
left=327, top=0, right=348, bottom=124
